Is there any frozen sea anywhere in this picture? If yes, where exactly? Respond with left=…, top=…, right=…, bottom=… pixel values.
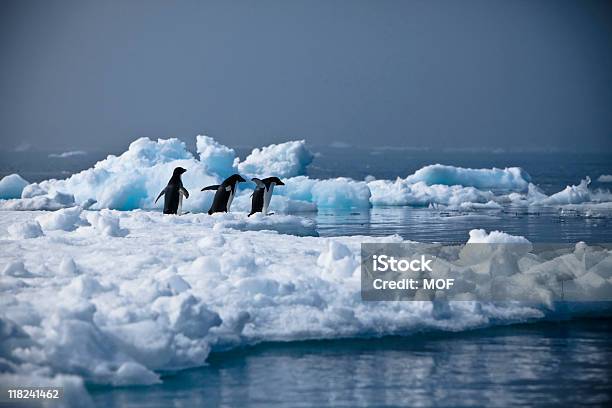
left=1, top=145, right=611, bottom=407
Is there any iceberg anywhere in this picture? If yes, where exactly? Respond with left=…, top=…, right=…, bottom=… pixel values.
left=278, top=176, right=371, bottom=210
left=0, top=174, right=29, bottom=199
left=540, top=177, right=593, bottom=205
left=403, top=164, right=531, bottom=190
left=196, top=135, right=237, bottom=178
left=236, top=140, right=314, bottom=178
left=368, top=178, right=495, bottom=207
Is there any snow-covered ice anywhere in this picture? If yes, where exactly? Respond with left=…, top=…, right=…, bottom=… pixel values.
left=0, top=209, right=610, bottom=404
left=236, top=140, right=314, bottom=178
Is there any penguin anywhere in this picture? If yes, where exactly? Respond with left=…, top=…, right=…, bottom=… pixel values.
left=155, top=167, right=189, bottom=215
left=249, top=177, right=284, bottom=216
left=201, top=174, right=246, bottom=214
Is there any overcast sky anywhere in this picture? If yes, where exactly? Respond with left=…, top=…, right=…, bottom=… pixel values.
left=1, top=0, right=611, bottom=152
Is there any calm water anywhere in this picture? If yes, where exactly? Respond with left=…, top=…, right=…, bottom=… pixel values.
left=90, top=319, right=612, bottom=407
left=311, top=206, right=612, bottom=244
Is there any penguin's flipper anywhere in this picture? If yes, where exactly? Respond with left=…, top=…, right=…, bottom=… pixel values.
left=154, top=188, right=166, bottom=204
left=201, top=185, right=220, bottom=191
left=180, top=187, right=190, bottom=198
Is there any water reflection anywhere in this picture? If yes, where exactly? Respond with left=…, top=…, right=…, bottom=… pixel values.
left=90, top=320, right=612, bottom=407
left=309, top=206, right=612, bottom=244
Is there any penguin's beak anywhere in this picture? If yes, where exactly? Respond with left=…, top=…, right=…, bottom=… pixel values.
left=277, top=180, right=285, bottom=186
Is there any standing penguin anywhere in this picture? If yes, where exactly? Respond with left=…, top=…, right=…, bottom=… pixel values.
left=155, top=167, right=189, bottom=215
left=201, top=174, right=246, bottom=214
left=249, top=177, right=285, bottom=216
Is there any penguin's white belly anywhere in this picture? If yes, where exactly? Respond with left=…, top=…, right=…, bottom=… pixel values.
left=226, top=189, right=235, bottom=212
left=177, top=191, right=184, bottom=215
left=262, top=183, right=275, bottom=214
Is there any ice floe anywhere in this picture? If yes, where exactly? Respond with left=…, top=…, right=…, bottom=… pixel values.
left=0, top=210, right=610, bottom=401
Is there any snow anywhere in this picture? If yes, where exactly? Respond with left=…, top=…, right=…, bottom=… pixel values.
left=36, top=207, right=86, bottom=232
left=209, top=212, right=317, bottom=236
left=2, top=261, right=35, bottom=278
left=85, top=210, right=130, bottom=237
left=236, top=140, right=314, bottom=178
left=0, top=174, right=29, bottom=199
left=0, top=191, right=75, bottom=211
left=59, top=257, right=80, bottom=276
left=467, top=229, right=532, bottom=244
left=0, top=210, right=610, bottom=403
left=7, top=220, right=44, bottom=239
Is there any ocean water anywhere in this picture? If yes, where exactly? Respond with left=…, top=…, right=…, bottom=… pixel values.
left=2, top=147, right=612, bottom=406
left=89, top=320, right=612, bottom=407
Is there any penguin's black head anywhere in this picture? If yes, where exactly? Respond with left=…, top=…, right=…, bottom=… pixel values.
left=263, top=176, right=285, bottom=186
left=227, top=174, right=246, bottom=184
left=173, top=167, right=187, bottom=176
left=251, top=177, right=264, bottom=188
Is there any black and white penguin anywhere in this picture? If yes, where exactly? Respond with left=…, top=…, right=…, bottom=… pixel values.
left=201, top=174, right=246, bottom=214
left=249, top=177, right=284, bottom=216
left=155, top=167, right=189, bottom=215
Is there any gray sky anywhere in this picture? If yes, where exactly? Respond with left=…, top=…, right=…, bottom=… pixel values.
left=1, top=0, right=611, bottom=152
